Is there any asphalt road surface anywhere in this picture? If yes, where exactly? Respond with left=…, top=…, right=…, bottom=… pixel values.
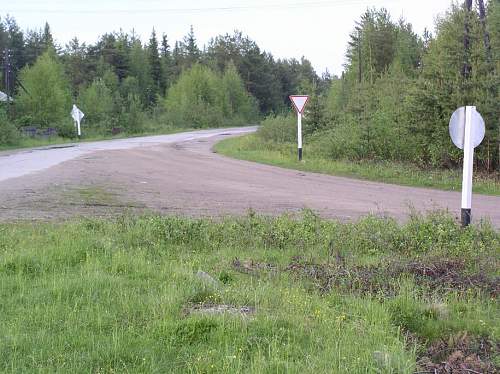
left=0, top=126, right=499, bottom=226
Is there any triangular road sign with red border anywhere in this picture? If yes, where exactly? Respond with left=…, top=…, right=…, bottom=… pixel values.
left=289, top=95, right=310, bottom=114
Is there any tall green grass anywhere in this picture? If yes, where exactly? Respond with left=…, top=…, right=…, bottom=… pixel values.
left=1, top=212, right=498, bottom=372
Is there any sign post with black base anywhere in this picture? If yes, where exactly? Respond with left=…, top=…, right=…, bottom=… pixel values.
left=449, top=106, right=485, bottom=227
left=289, top=95, right=309, bottom=161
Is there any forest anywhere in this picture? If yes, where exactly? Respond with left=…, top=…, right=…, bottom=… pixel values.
left=0, top=0, right=499, bottom=172
left=0, top=21, right=321, bottom=140
left=255, top=1, right=499, bottom=172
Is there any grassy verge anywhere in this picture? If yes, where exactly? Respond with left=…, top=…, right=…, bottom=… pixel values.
left=214, top=134, right=500, bottom=196
left=0, top=124, right=216, bottom=153
left=1, top=211, right=498, bottom=373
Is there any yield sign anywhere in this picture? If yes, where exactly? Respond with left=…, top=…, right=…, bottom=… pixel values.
left=289, top=95, right=309, bottom=114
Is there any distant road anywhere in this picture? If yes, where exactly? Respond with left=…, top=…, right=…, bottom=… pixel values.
left=0, top=127, right=257, bottom=182
left=0, top=126, right=498, bottom=227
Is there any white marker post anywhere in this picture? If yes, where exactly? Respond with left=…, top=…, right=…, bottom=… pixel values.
left=289, top=95, right=309, bottom=161
left=449, top=106, right=485, bottom=227
left=71, top=104, right=85, bottom=138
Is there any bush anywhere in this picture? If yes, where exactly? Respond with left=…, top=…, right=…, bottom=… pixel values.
left=78, top=78, right=115, bottom=125
left=310, top=115, right=364, bottom=159
left=16, top=51, right=72, bottom=127
left=165, top=64, right=256, bottom=128
left=257, top=114, right=296, bottom=143
left=0, top=107, right=20, bottom=146
left=55, top=118, right=77, bottom=139
left=119, top=94, right=145, bottom=133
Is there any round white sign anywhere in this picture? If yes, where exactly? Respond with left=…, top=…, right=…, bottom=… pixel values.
left=449, top=106, right=485, bottom=150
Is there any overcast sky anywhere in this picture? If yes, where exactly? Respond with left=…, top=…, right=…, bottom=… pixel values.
left=2, top=0, right=454, bottom=75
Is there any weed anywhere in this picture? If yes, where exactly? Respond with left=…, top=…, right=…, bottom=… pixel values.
left=0, top=212, right=497, bottom=372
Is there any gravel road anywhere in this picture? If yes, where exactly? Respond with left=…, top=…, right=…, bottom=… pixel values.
left=0, top=126, right=498, bottom=226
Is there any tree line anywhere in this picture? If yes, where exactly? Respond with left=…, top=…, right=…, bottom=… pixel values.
left=0, top=19, right=321, bottom=141
left=260, top=1, right=498, bottom=172
left=1, top=1, right=499, bottom=172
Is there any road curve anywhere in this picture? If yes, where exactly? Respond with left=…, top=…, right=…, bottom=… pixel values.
left=0, top=127, right=498, bottom=226
left=0, top=127, right=256, bottom=182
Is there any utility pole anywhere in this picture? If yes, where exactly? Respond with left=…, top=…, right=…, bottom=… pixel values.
left=3, top=48, right=13, bottom=114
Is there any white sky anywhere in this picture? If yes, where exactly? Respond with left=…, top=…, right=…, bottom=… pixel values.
left=2, top=0, right=454, bottom=76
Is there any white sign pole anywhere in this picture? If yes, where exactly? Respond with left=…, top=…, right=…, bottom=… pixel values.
left=449, top=105, right=485, bottom=227
left=461, top=106, right=474, bottom=226
left=289, top=95, right=309, bottom=161
left=298, top=112, right=303, bottom=161
left=77, top=120, right=81, bottom=137
left=71, top=104, right=85, bottom=139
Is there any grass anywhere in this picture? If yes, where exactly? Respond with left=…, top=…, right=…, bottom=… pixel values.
left=0, top=125, right=201, bottom=153
left=214, top=134, right=500, bottom=196
left=1, top=211, right=498, bottom=373
left=74, top=186, right=119, bottom=206
left=0, top=135, right=76, bottom=152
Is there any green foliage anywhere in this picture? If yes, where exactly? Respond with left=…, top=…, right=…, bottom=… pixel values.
left=16, top=51, right=72, bottom=127
left=2, top=17, right=320, bottom=144
left=54, top=118, right=77, bottom=138
left=119, top=93, right=144, bottom=133
left=257, top=114, right=296, bottom=143
left=205, top=31, right=318, bottom=114
left=78, top=78, right=115, bottom=125
left=388, top=282, right=498, bottom=342
left=407, top=2, right=499, bottom=169
left=0, top=106, right=19, bottom=145
left=165, top=64, right=256, bottom=128
left=0, top=212, right=498, bottom=372
left=221, top=62, right=258, bottom=124
left=165, top=64, right=223, bottom=128
left=249, top=4, right=500, bottom=172
left=172, top=318, right=219, bottom=345
left=148, top=29, right=163, bottom=98
left=215, top=134, right=500, bottom=195
left=128, top=39, right=154, bottom=106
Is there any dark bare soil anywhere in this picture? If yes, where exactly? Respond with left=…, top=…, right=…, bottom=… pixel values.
left=286, top=257, right=499, bottom=297
left=417, top=334, right=498, bottom=373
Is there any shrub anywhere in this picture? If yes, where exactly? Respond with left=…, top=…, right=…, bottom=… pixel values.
left=16, top=51, right=72, bottom=127
left=78, top=78, right=115, bottom=125
left=55, top=118, right=77, bottom=139
left=165, top=64, right=256, bottom=128
left=0, top=107, right=20, bottom=146
left=257, top=114, right=296, bottom=143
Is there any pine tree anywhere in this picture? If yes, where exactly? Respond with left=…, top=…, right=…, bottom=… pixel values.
left=183, top=26, right=200, bottom=68
left=160, top=34, right=172, bottom=91
left=42, top=22, right=54, bottom=52
left=24, top=29, right=45, bottom=66
left=2, top=16, right=25, bottom=86
left=63, top=37, right=89, bottom=96
left=148, top=29, right=163, bottom=97
left=128, top=39, right=152, bottom=106
left=172, top=41, right=183, bottom=79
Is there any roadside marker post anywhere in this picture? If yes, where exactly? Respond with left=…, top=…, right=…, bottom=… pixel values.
left=71, top=104, right=85, bottom=138
left=289, top=95, right=309, bottom=161
left=449, top=106, right=485, bottom=227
